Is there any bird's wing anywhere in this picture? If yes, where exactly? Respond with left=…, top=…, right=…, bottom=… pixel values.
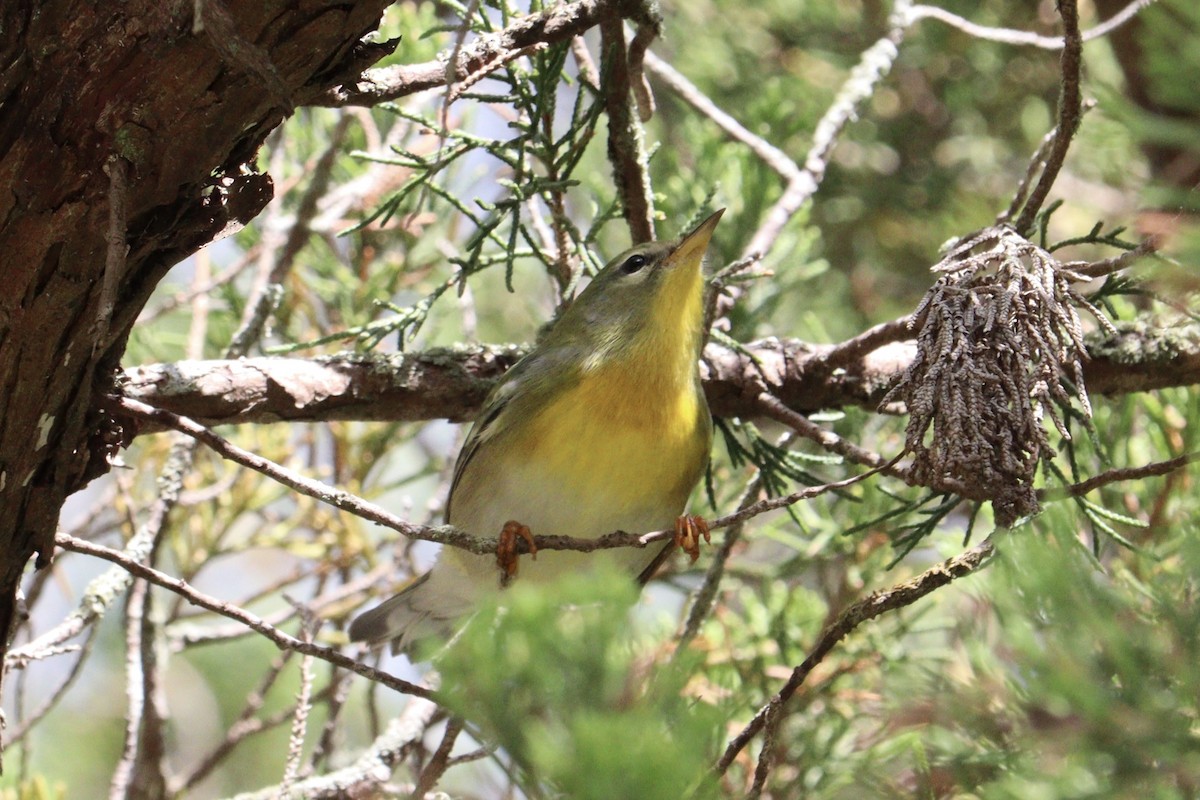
left=444, top=349, right=572, bottom=522
left=445, top=381, right=514, bottom=518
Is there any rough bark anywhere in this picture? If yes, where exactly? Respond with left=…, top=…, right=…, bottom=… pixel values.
left=0, top=1, right=392, bottom=672
left=118, top=326, right=1200, bottom=430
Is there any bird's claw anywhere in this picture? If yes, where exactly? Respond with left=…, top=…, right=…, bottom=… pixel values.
left=497, top=519, right=537, bottom=586
left=674, top=514, right=710, bottom=563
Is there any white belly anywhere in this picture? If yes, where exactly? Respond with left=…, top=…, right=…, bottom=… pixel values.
left=440, top=448, right=679, bottom=589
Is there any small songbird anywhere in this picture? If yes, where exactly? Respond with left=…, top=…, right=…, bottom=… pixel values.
left=349, top=210, right=723, bottom=651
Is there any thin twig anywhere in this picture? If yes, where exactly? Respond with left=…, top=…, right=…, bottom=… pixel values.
left=110, top=576, right=164, bottom=800
left=308, top=667, right=356, bottom=773
left=741, top=0, right=910, bottom=261
left=185, top=249, right=213, bottom=359
left=115, top=396, right=485, bottom=553
left=56, top=533, right=431, bottom=698
left=229, top=691, right=442, bottom=800
left=1012, top=0, right=1083, bottom=234
left=176, top=653, right=296, bottom=791
left=115, top=395, right=892, bottom=561
left=707, top=458, right=897, bottom=535
left=138, top=244, right=260, bottom=324
left=276, top=116, right=352, bottom=282
left=412, top=717, right=465, bottom=798
left=1039, top=452, right=1200, bottom=501
left=1000, top=98, right=1097, bottom=225
left=675, top=471, right=766, bottom=654
left=440, top=0, right=480, bottom=128
left=6, top=627, right=98, bottom=746
left=130, top=563, right=171, bottom=800
left=229, top=115, right=352, bottom=356
left=445, top=746, right=494, bottom=768
left=755, top=393, right=902, bottom=475
left=626, top=22, right=657, bottom=122
left=746, top=702, right=783, bottom=799
left=999, top=118, right=1060, bottom=225
left=1065, top=238, right=1157, bottom=278
left=905, top=0, right=1157, bottom=49
left=170, top=562, right=393, bottom=649
left=110, top=582, right=143, bottom=800
left=448, top=42, right=548, bottom=104
left=717, top=535, right=997, bottom=774
left=280, top=610, right=318, bottom=794
left=643, top=51, right=802, bottom=183
left=570, top=35, right=600, bottom=89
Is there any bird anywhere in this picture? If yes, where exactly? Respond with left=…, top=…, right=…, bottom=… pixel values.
left=349, top=209, right=723, bottom=652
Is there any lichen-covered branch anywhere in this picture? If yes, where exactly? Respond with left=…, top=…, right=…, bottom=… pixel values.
left=119, top=324, right=1200, bottom=431
left=322, top=0, right=661, bottom=107
left=600, top=16, right=656, bottom=242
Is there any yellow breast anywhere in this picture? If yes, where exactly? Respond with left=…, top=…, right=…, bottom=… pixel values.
left=512, top=264, right=711, bottom=522
left=449, top=252, right=711, bottom=546
left=519, top=369, right=710, bottom=516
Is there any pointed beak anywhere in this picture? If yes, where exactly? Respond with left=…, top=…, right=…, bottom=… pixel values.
left=666, top=208, right=725, bottom=269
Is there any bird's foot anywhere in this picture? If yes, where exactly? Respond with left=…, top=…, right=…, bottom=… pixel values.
left=674, top=514, right=710, bottom=563
left=496, top=520, right=537, bottom=586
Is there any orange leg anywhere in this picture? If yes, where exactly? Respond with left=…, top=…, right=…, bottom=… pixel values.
left=673, top=514, right=710, bottom=563
left=496, top=519, right=537, bottom=586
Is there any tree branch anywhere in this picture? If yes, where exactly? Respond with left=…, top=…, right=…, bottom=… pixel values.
left=55, top=533, right=431, bottom=699
left=601, top=17, right=656, bottom=242
left=111, top=396, right=884, bottom=561
left=904, top=0, right=1157, bottom=49
left=322, top=0, right=659, bottom=107
left=1040, top=451, right=1200, bottom=501
left=119, top=324, right=1200, bottom=430
left=1012, top=0, right=1084, bottom=233
left=741, top=4, right=910, bottom=261
left=717, top=535, right=997, bottom=775
left=228, top=693, right=442, bottom=799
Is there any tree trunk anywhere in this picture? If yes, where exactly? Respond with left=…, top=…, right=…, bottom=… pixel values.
left=0, top=1, right=392, bottom=680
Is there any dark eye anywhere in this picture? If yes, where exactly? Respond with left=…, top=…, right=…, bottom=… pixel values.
left=621, top=254, right=648, bottom=274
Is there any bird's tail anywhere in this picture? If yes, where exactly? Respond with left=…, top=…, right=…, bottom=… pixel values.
left=348, top=569, right=473, bottom=654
